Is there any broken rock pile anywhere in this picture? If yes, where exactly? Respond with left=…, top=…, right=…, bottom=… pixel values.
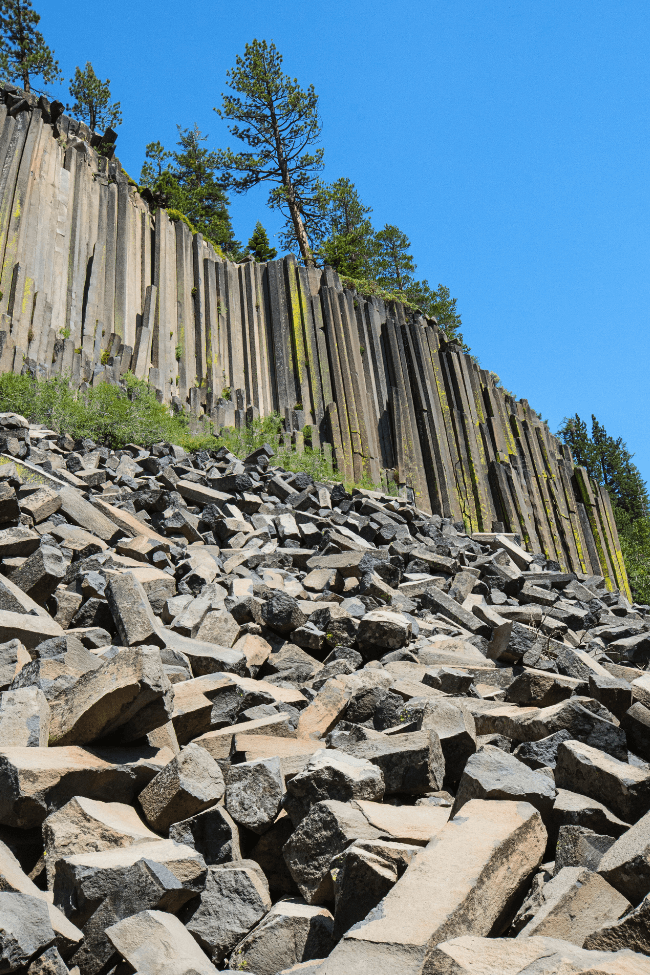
left=0, top=411, right=649, bottom=973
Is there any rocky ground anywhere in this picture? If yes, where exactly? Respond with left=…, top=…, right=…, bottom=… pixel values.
left=0, top=411, right=649, bottom=974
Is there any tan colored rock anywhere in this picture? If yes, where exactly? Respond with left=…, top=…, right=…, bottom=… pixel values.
left=230, top=734, right=323, bottom=777
left=0, top=609, right=62, bottom=650
left=555, top=739, right=650, bottom=822
left=0, top=638, right=30, bottom=690
left=0, top=687, right=50, bottom=746
left=427, top=935, right=650, bottom=975
left=0, top=839, right=82, bottom=953
left=20, top=487, right=62, bottom=523
left=598, top=807, right=650, bottom=903
left=194, top=713, right=295, bottom=762
left=92, top=498, right=171, bottom=545
left=42, top=796, right=158, bottom=888
left=230, top=898, right=335, bottom=975
left=106, top=909, right=218, bottom=975
left=139, top=743, right=225, bottom=832
left=0, top=746, right=142, bottom=827
left=47, top=645, right=172, bottom=746
left=53, top=840, right=206, bottom=929
left=585, top=892, right=650, bottom=955
left=317, top=799, right=546, bottom=973
left=517, top=866, right=630, bottom=945
left=106, top=572, right=164, bottom=647
left=296, top=678, right=351, bottom=740
left=232, top=632, right=272, bottom=675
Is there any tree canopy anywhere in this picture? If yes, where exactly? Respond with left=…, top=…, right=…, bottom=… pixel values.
left=140, top=126, right=241, bottom=259
left=214, top=39, right=323, bottom=267
left=0, top=0, right=61, bottom=94
left=558, top=414, right=650, bottom=603
left=67, top=62, right=122, bottom=132
left=246, top=221, right=277, bottom=262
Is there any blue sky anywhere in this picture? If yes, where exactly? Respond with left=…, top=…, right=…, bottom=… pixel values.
left=35, top=0, right=650, bottom=482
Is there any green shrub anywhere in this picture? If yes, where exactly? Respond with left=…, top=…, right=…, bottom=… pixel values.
left=0, top=373, right=393, bottom=494
left=167, top=209, right=196, bottom=235
left=0, top=372, right=215, bottom=451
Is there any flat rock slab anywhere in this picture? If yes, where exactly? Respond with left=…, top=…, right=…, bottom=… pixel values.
left=106, top=909, right=217, bottom=975
left=427, top=935, right=650, bottom=975
left=0, top=746, right=142, bottom=828
left=317, top=798, right=546, bottom=974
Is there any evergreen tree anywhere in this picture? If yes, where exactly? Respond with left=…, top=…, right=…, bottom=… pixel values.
left=558, top=414, right=649, bottom=519
left=404, top=281, right=464, bottom=341
left=215, top=39, right=323, bottom=267
left=139, top=126, right=241, bottom=259
left=0, top=0, right=61, bottom=95
left=67, top=62, right=122, bottom=132
left=139, top=141, right=172, bottom=186
left=558, top=414, right=650, bottom=603
left=370, top=224, right=417, bottom=291
left=312, top=178, right=376, bottom=277
left=246, top=221, right=276, bottom=262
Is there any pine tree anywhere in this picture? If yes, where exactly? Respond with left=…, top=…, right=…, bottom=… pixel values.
left=215, top=40, right=323, bottom=267
left=139, top=126, right=241, bottom=259
left=558, top=414, right=649, bottom=520
left=370, top=224, right=417, bottom=292
left=139, top=141, right=172, bottom=186
left=246, top=221, right=276, bottom=262
left=404, top=281, right=464, bottom=341
left=557, top=414, right=650, bottom=602
left=67, top=62, right=122, bottom=132
left=0, top=0, right=61, bottom=95
left=312, top=178, right=376, bottom=277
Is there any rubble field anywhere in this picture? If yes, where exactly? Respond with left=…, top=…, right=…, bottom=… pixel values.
left=0, top=410, right=649, bottom=974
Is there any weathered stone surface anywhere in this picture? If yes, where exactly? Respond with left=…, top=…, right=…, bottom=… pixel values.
left=555, top=739, right=650, bottom=822
left=53, top=839, right=206, bottom=927
left=357, top=610, right=412, bottom=650
left=106, top=909, right=217, bottom=975
left=555, top=825, right=616, bottom=873
left=598, top=808, right=650, bottom=903
left=169, top=805, right=241, bottom=865
left=452, top=745, right=556, bottom=821
left=0, top=610, right=62, bottom=650
left=181, top=862, right=272, bottom=962
left=419, top=699, right=477, bottom=787
left=0, top=747, right=141, bottom=828
left=517, top=866, right=631, bottom=944
left=285, top=749, right=384, bottom=824
left=47, top=645, right=172, bottom=746
left=139, top=744, right=225, bottom=832
left=335, top=730, right=445, bottom=794
left=296, top=678, right=350, bottom=740
left=0, top=640, right=28, bottom=691
left=318, top=799, right=546, bottom=974
left=0, top=687, right=50, bottom=746
left=584, top=892, right=650, bottom=955
left=229, top=898, right=335, bottom=975
left=551, top=787, right=630, bottom=843
left=0, top=892, right=55, bottom=971
left=68, top=856, right=194, bottom=975
left=106, top=572, right=164, bottom=647
left=225, top=756, right=283, bottom=834
left=0, top=838, right=83, bottom=952
left=331, top=846, right=398, bottom=939
left=42, top=796, right=158, bottom=887
left=9, top=545, right=69, bottom=605
left=427, top=935, right=650, bottom=975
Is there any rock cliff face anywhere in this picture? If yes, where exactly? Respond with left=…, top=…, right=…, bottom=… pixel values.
left=0, top=82, right=628, bottom=592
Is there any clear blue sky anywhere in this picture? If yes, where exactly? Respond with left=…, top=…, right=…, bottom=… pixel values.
left=35, top=0, right=650, bottom=483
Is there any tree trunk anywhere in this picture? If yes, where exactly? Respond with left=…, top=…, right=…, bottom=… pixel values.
left=267, top=85, right=315, bottom=268
left=287, top=196, right=315, bottom=268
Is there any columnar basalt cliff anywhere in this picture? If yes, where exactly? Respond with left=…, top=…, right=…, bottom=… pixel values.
left=0, top=83, right=628, bottom=594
